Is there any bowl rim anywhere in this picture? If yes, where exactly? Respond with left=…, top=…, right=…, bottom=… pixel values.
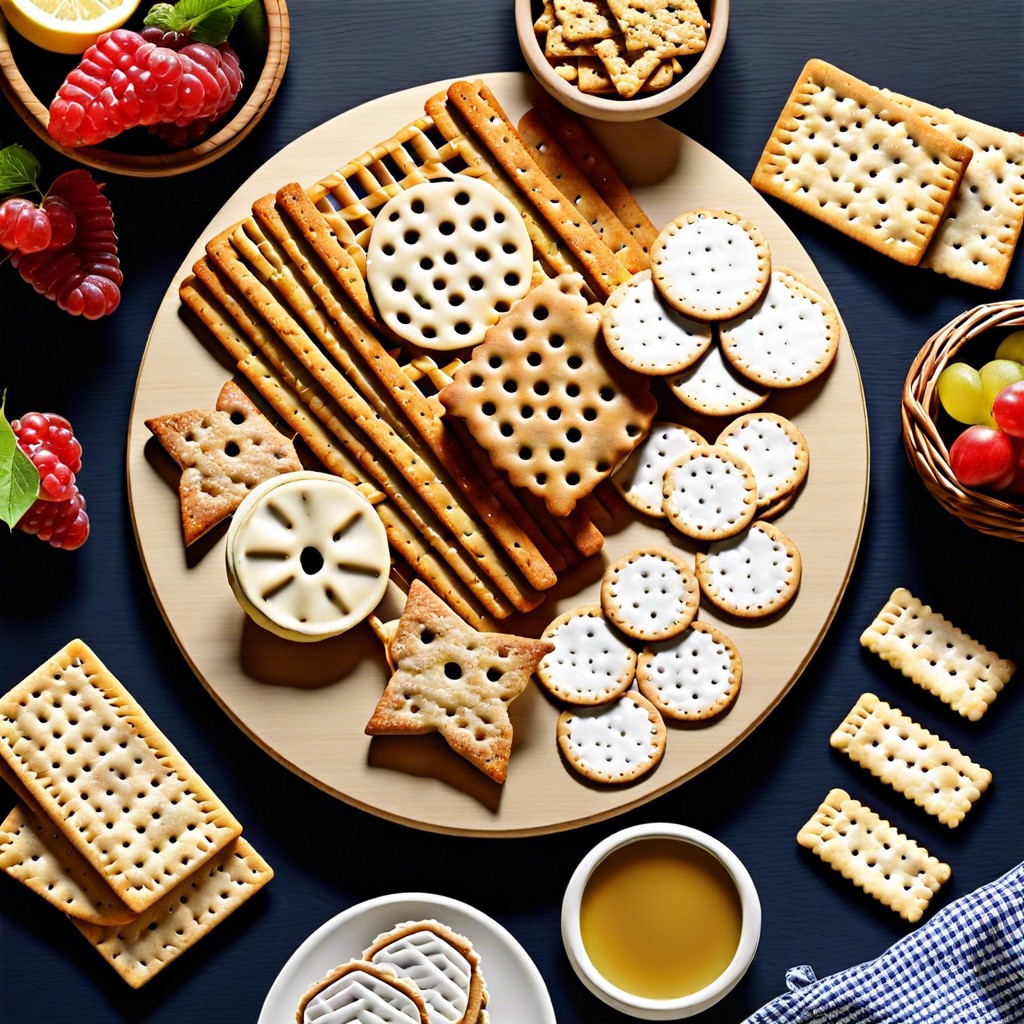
left=560, top=822, right=761, bottom=1019
left=515, top=0, right=728, bottom=123
left=0, top=0, right=290, bottom=177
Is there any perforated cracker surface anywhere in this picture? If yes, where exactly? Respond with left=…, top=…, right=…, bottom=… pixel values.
left=716, top=412, right=809, bottom=507
left=667, top=341, right=771, bottom=417
left=600, top=548, right=699, bottom=642
left=662, top=444, right=758, bottom=541
left=611, top=420, right=707, bottom=517
left=297, top=959, right=430, bottom=1024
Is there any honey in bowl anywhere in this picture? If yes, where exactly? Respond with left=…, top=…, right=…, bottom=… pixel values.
left=579, top=837, right=743, bottom=1001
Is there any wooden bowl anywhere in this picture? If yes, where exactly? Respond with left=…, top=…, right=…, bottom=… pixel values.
left=515, top=0, right=727, bottom=123
left=0, top=0, right=289, bottom=177
left=902, top=300, right=1024, bottom=542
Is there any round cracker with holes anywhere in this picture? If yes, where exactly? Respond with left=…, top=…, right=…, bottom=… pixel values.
left=651, top=209, right=772, bottom=321
left=662, top=444, right=758, bottom=541
left=667, top=341, right=772, bottom=417
left=636, top=621, right=743, bottom=721
left=611, top=420, right=707, bottom=518
left=366, top=177, right=534, bottom=351
left=600, top=547, right=700, bottom=642
left=716, top=412, right=810, bottom=509
left=557, top=690, right=667, bottom=784
left=695, top=520, right=802, bottom=618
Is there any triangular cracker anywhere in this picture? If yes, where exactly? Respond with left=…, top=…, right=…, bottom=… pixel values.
left=364, top=581, right=553, bottom=783
left=145, top=380, right=302, bottom=545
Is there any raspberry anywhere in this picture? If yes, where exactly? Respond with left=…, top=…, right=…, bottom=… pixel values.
left=0, top=197, right=53, bottom=254
left=17, top=486, right=90, bottom=550
left=9, top=170, right=122, bottom=319
left=47, top=29, right=244, bottom=149
left=11, top=411, right=83, bottom=502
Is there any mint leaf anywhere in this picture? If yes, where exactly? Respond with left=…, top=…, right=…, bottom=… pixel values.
left=0, top=393, right=40, bottom=531
left=143, top=0, right=255, bottom=45
left=0, top=145, right=42, bottom=200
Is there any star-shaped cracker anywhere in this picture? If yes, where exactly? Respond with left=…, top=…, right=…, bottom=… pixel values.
left=364, top=581, right=554, bottom=784
left=145, top=380, right=302, bottom=545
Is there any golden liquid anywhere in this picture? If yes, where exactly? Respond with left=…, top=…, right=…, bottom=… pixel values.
left=579, top=838, right=743, bottom=1000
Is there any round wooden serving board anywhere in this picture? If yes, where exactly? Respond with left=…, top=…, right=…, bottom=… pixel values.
left=127, top=73, right=869, bottom=836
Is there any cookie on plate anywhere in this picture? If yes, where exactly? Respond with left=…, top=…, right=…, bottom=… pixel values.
left=611, top=420, right=707, bottom=517
left=662, top=444, right=758, bottom=541
left=716, top=412, right=809, bottom=510
left=667, top=341, right=772, bottom=417
left=600, top=547, right=700, bottom=642
left=296, top=959, right=431, bottom=1024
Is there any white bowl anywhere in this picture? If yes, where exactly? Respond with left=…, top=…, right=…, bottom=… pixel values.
left=561, top=822, right=760, bottom=1019
left=515, top=0, right=728, bottom=123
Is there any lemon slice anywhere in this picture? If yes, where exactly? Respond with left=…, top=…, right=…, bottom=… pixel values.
left=0, top=0, right=141, bottom=54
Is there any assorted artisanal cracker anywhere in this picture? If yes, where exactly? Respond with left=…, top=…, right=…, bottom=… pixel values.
left=860, top=587, right=1016, bottom=721
left=611, top=420, right=707, bottom=517
left=797, top=788, right=951, bottom=923
left=830, top=693, right=991, bottom=828
left=667, top=340, right=772, bottom=417
left=715, top=412, right=809, bottom=509
left=662, top=443, right=759, bottom=541
left=600, top=547, right=699, bottom=642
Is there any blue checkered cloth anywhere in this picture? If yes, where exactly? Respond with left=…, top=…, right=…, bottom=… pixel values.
left=744, top=861, right=1024, bottom=1024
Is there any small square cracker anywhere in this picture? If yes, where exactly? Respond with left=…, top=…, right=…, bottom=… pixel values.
left=606, top=0, right=707, bottom=57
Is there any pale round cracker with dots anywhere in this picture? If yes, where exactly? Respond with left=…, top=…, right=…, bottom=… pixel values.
left=611, top=420, right=707, bottom=518
left=667, top=341, right=772, bottom=417
left=662, top=444, right=758, bottom=541
left=600, top=547, right=700, bottom=642
left=651, top=209, right=772, bottom=321
left=636, top=621, right=743, bottom=721
left=716, top=411, right=809, bottom=510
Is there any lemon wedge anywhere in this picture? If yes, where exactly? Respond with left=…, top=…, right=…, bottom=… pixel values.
left=0, top=0, right=141, bottom=54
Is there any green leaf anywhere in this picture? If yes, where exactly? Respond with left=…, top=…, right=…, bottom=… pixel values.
left=0, top=145, right=42, bottom=200
left=143, top=0, right=256, bottom=45
left=0, top=392, right=40, bottom=531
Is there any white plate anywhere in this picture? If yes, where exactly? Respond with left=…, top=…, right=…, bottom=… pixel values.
left=257, top=892, right=556, bottom=1023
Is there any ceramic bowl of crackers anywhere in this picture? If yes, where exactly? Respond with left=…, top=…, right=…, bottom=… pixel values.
left=561, top=822, right=760, bottom=1019
left=0, top=0, right=289, bottom=176
left=516, top=0, right=727, bottom=122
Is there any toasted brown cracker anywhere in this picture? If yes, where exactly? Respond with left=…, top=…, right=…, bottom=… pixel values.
left=606, top=0, right=707, bottom=57
left=593, top=35, right=664, bottom=98
left=554, top=0, right=619, bottom=41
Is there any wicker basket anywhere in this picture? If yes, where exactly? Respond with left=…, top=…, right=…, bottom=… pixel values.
left=902, top=300, right=1024, bottom=542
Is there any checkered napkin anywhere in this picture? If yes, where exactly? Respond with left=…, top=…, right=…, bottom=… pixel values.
left=743, top=861, right=1024, bottom=1023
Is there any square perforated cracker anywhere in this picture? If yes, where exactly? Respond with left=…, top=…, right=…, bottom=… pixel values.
left=0, top=639, right=243, bottom=914
left=752, top=59, right=973, bottom=266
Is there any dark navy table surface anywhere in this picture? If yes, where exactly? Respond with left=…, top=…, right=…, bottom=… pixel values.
left=1, top=3, right=1022, bottom=1021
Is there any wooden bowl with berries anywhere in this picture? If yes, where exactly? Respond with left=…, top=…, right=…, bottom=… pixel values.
left=0, top=0, right=289, bottom=177
left=902, top=300, right=1024, bottom=542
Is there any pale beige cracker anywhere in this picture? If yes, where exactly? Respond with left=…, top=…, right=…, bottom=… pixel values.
left=715, top=411, right=809, bottom=508
left=537, top=605, right=637, bottom=705
left=557, top=690, right=667, bottom=784
left=364, top=919, right=489, bottom=1024
left=719, top=268, right=840, bottom=388
left=145, top=379, right=302, bottom=545
left=751, top=59, right=973, bottom=266
left=797, top=788, right=950, bottom=922
left=860, top=587, right=1015, bottom=720
left=593, top=35, right=664, bottom=99
left=73, top=835, right=272, bottom=988
left=554, top=0, right=619, bottom=41
left=667, top=340, right=772, bottom=417
left=607, top=0, right=707, bottom=56
left=364, top=581, right=553, bottom=784
left=695, top=520, right=801, bottom=618
left=544, top=23, right=597, bottom=58
left=534, top=0, right=557, bottom=32
left=578, top=57, right=617, bottom=94
left=600, top=547, right=700, bottom=642
left=0, top=639, right=242, bottom=915
left=636, top=621, right=742, bottom=721
left=611, top=420, right=706, bottom=517
left=880, top=89, right=1024, bottom=290
left=297, top=959, right=431, bottom=1024
left=0, top=800, right=134, bottom=925
left=662, top=444, right=758, bottom=541
left=438, top=273, right=657, bottom=517
left=830, top=693, right=991, bottom=828
left=602, top=269, right=712, bottom=375
left=652, top=209, right=772, bottom=321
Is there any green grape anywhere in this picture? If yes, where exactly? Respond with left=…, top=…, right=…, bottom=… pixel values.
left=994, top=329, right=1024, bottom=366
left=936, top=362, right=985, bottom=424
left=979, top=359, right=1024, bottom=426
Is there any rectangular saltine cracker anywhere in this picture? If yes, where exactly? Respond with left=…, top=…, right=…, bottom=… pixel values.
left=752, top=59, right=974, bottom=265
left=830, top=693, right=991, bottom=827
left=0, top=639, right=243, bottom=914
left=860, top=587, right=1015, bottom=720
left=797, top=788, right=951, bottom=922
left=880, top=89, right=1024, bottom=289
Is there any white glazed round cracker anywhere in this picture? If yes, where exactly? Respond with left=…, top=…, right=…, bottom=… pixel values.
left=536, top=606, right=637, bottom=705
left=636, top=621, right=742, bottom=721
left=611, top=420, right=707, bottom=518
left=716, top=412, right=810, bottom=509
left=366, top=177, right=534, bottom=351
left=695, top=520, right=802, bottom=618
left=667, top=341, right=772, bottom=417
left=225, top=471, right=390, bottom=642
left=662, top=444, right=758, bottom=541
left=719, top=267, right=840, bottom=387
left=602, top=269, right=713, bottom=375
left=557, top=690, right=667, bottom=785
left=651, top=209, right=772, bottom=321
left=600, top=548, right=700, bottom=642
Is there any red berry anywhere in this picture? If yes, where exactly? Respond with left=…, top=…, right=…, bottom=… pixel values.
left=17, top=486, right=90, bottom=550
left=42, top=194, right=78, bottom=250
left=0, top=196, right=53, bottom=254
left=9, top=169, right=122, bottom=319
left=11, top=411, right=83, bottom=502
